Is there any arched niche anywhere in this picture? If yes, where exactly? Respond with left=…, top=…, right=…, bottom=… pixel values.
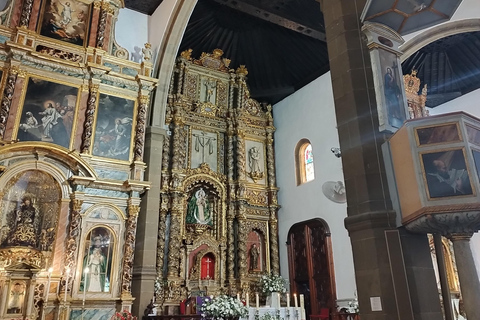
left=74, top=205, right=125, bottom=299
left=247, top=230, right=265, bottom=273
left=0, top=169, right=61, bottom=260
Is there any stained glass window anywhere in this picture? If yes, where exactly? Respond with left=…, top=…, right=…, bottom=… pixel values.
left=304, top=144, right=315, bottom=182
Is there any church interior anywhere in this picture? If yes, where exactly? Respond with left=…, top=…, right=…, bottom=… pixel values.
left=0, top=0, right=480, bottom=320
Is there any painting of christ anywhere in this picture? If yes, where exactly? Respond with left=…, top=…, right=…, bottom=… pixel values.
left=39, top=0, right=90, bottom=46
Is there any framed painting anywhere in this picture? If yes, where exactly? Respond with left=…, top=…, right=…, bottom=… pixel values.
left=415, top=123, right=461, bottom=146
left=421, top=149, right=473, bottom=199
left=15, top=77, right=79, bottom=149
left=92, top=93, right=135, bottom=161
left=39, top=0, right=91, bottom=47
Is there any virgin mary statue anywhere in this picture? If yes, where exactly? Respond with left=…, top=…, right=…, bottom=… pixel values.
left=186, top=188, right=213, bottom=227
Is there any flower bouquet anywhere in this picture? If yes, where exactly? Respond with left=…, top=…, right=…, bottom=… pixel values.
left=259, top=273, right=287, bottom=295
left=200, top=295, right=248, bottom=320
left=112, top=310, right=137, bottom=320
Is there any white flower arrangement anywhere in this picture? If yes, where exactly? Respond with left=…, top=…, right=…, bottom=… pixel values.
left=200, top=295, right=248, bottom=319
left=259, top=273, right=287, bottom=295
left=346, top=299, right=359, bottom=313
left=258, top=312, right=280, bottom=320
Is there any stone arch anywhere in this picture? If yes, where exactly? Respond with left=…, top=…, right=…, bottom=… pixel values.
left=401, top=18, right=480, bottom=61
left=150, top=0, right=198, bottom=127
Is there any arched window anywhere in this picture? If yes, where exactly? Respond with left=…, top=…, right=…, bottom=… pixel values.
left=295, top=139, right=315, bottom=185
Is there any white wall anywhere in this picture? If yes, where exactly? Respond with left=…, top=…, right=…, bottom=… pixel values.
left=115, top=8, right=149, bottom=62
left=427, top=88, right=480, bottom=117
left=273, top=72, right=357, bottom=302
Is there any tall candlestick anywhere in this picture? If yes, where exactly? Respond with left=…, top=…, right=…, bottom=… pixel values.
left=83, top=267, right=89, bottom=306
left=64, top=267, right=70, bottom=303
left=287, top=293, right=290, bottom=308
left=256, top=293, right=259, bottom=308
left=246, top=293, right=249, bottom=308
left=294, top=293, right=298, bottom=307
left=45, top=267, right=53, bottom=303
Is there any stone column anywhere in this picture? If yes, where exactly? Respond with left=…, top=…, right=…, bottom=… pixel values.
left=131, top=126, right=166, bottom=316
left=449, top=233, right=480, bottom=320
left=320, top=1, right=441, bottom=319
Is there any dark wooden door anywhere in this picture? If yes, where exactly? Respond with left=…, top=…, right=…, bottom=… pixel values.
left=287, top=219, right=336, bottom=319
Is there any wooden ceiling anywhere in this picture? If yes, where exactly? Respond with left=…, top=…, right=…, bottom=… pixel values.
left=125, top=0, right=480, bottom=107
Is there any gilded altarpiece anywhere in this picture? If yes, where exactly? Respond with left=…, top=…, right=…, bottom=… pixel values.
left=0, top=1, right=156, bottom=320
left=156, top=49, right=280, bottom=312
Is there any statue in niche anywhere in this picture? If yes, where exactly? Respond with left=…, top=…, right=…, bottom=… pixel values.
left=186, top=188, right=212, bottom=227
left=248, top=146, right=264, bottom=182
left=81, top=232, right=109, bottom=292
left=7, top=281, right=26, bottom=314
left=203, top=79, right=216, bottom=103
left=4, top=196, right=38, bottom=248
left=249, top=243, right=259, bottom=271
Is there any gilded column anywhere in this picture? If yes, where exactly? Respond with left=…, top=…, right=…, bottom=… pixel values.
left=167, top=195, right=183, bottom=278
left=156, top=206, right=168, bottom=280
left=133, top=95, right=149, bottom=162
left=171, top=106, right=187, bottom=171
left=0, top=68, right=18, bottom=139
left=81, top=84, right=99, bottom=154
left=237, top=209, right=247, bottom=279
left=19, top=0, right=34, bottom=27
left=96, top=1, right=109, bottom=49
left=121, top=203, right=140, bottom=295
left=269, top=208, right=280, bottom=274
left=64, top=195, right=83, bottom=294
left=226, top=214, right=235, bottom=283
left=235, top=130, right=246, bottom=181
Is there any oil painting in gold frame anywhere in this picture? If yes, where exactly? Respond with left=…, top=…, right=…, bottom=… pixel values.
left=15, top=77, right=79, bottom=149
left=92, top=93, right=135, bottom=161
left=39, top=0, right=91, bottom=47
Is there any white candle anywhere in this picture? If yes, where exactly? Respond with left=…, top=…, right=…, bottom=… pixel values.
left=287, top=293, right=290, bottom=308
left=294, top=293, right=298, bottom=307
left=246, top=293, right=249, bottom=308
left=256, top=293, right=259, bottom=308
left=83, top=267, right=89, bottom=305
left=64, top=267, right=70, bottom=303
left=45, top=267, right=53, bottom=302
left=277, top=293, right=281, bottom=308
left=237, top=293, right=240, bottom=301
left=300, top=294, right=305, bottom=308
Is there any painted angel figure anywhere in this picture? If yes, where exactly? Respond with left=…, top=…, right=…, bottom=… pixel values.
left=58, top=1, right=74, bottom=26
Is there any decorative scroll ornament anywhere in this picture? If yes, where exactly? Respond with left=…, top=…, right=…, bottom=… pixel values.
left=193, top=49, right=231, bottom=72
left=36, top=46, right=84, bottom=63
left=0, top=247, right=45, bottom=269
left=0, top=70, right=18, bottom=138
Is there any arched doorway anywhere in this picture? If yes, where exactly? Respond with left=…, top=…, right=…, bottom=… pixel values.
left=287, top=219, right=336, bottom=319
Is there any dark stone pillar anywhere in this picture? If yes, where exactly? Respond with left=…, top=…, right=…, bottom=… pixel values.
left=132, top=126, right=166, bottom=316
left=321, top=1, right=442, bottom=319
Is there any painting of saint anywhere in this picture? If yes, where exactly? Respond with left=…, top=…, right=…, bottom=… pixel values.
left=39, top=0, right=89, bottom=46
left=7, top=281, right=26, bottom=314
left=92, top=94, right=135, bottom=161
left=422, top=149, right=473, bottom=198
left=80, top=227, right=113, bottom=293
left=186, top=188, right=213, bottom=227
left=16, top=77, right=78, bottom=148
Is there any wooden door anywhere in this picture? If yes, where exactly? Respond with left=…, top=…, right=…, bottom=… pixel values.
left=287, top=219, right=336, bottom=319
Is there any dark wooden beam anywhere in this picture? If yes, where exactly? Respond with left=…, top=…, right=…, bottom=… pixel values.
left=212, top=0, right=326, bottom=41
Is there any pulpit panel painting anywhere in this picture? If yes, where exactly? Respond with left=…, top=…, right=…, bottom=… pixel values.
left=80, top=227, right=114, bottom=293
left=16, top=77, right=79, bottom=149
left=467, top=125, right=480, bottom=146
left=0, top=170, right=60, bottom=251
left=421, top=149, right=473, bottom=198
left=92, top=93, right=135, bottom=161
left=39, top=0, right=91, bottom=47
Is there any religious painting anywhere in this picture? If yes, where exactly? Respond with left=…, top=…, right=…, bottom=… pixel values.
left=80, top=227, right=114, bottom=293
left=92, top=93, right=135, bottom=161
left=421, top=149, right=473, bottom=199
left=466, top=125, right=480, bottom=146
left=16, top=77, right=78, bottom=149
left=6, top=280, right=27, bottom=314
left=190, top=129, right=217, bottom=171
left=0, top=170, right=60, bottom=251
left=377, top=49, right=407, bottom=130
left=186, top=188, right=213, bottom=227
left=39, top=0, right=90, bottom=47
left=416, top=123, right=461, bottom=146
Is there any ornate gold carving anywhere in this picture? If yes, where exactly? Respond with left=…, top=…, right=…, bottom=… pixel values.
left=197, top=102, right=218, bottom=117
left=0, top=70, right=17, bottom=138
left=64, top=197, right=83, bottom=293
left=167, top=212, right=182, bottom=277
left=121, top=205, right=139, bottom=294
left=404, top=70, right=429, bottom=119
left=81, top=85, right=99, bottom=154
left=134, top=96, right=148, bottom=161
left=156, top=212, right=167, bottom=280
left=236, top=65, right=248, bottom=76
left=96, top=4, right=109, bottom=48
left=36, top=46, right=84, bottom=63
left=0, top=247, right=45, bottom=269
left=19, top=0, right=34, bottom=27
left=143, top=43, right=152, bottom=62
left=180, top=49, right=193, bottom=61
left=184, top=163, right=227, bottom=184
left=244, top=189, right=268, bottom=206
left=193, top=49, right=231, bottom=72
